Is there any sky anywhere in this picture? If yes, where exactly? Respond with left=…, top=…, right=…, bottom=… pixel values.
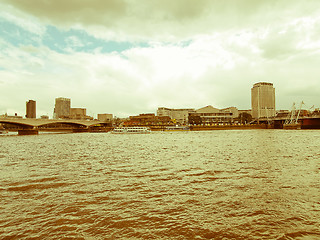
left=0, top=0, right=320, bottom=118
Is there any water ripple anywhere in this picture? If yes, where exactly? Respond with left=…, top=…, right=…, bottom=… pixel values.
left=0, top=131, right=319, bottom=239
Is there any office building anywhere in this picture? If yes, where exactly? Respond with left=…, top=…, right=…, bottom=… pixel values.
left=54, top=97, right=71, bottom=119
left=251, top=82, right=276, bottom=119
left=26, top=100, right=36, bottom=118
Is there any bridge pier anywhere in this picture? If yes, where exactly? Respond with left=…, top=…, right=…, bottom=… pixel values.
left=18, top=129, right=39, bottom=135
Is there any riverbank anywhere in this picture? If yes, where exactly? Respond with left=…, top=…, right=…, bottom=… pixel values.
left=189, top=124, right=269, bottom=131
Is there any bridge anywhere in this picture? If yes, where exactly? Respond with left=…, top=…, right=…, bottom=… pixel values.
left=0, top=118, right=112, bottom=135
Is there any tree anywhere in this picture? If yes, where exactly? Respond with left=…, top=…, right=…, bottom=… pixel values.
left=238, top=112, right=252, bottom=124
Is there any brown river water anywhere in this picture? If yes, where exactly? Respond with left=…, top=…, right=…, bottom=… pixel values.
left=0, top=130, right=319, bottom=239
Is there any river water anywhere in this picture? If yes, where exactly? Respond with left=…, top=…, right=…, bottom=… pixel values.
left=0, top=130, right=319, bottom=239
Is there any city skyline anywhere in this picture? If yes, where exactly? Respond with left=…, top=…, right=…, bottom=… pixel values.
left=1, top=0, right=320, bottom=118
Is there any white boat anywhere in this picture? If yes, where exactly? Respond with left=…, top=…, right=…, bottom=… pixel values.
left=112, top=126, right=151, bottom=134
left=165, top=125, right=190, bottom=131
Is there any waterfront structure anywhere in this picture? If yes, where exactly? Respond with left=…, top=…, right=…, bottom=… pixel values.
left=251, top=82, right=276, bottom=119
left=157, top=107, right=195, bottom=124
left=97, top=114, right=113, bottom=122
left=54, top=97, right=71, bottom=119
left=188, top=105, right=239, bottom=125
left=26, top=100, right=36, bottom=118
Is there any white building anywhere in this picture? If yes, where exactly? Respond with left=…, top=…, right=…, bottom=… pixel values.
left=251, top=82, right=276, bottom=119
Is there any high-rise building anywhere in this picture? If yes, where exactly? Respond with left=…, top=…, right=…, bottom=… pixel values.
left=54, top=97, right=71, bottom=119
left=251, top=82, right=276, bottom=119
left=26, top=100, right=36, bottom=118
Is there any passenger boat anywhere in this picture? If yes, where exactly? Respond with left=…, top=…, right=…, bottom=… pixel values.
left=164, top=125, right=190, bottom=131
left=112, top=126, right=151, bottom=134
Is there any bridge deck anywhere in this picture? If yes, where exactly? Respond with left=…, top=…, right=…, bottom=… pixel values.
left=0, top=118, right=108, bottom=128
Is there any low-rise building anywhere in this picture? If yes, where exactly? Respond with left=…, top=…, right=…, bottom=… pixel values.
left=98, top=114, right=113, bottom=122
left=189, top=105, right=239, bottom=125
left=70, top=108, right=86, bottom=119
left=157, top=107, right=195, bottom=124
left=69, top=108, right=93, bottom=120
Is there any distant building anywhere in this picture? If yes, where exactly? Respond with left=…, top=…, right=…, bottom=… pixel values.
left=26, top=100, right=36, bottom=118
left=189, top=105, right=239, bottom=125
left=70, top=108, right=93, bottom=120
left=54, top=97, right=71, bottom=119
left=222, top=107, right=239, bottom=118
left=7, top=113, right=23, bottom=119
left=251, top=82, right=276, bottom=119
left=98, top=114, right=113, bottom=122
left=157, top=107, right=195, bottom=124
left=70, top=108, right=86, bottom=119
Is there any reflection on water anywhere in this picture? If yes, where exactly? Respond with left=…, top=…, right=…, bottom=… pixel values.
left=0, top=130, right=320, bottom=239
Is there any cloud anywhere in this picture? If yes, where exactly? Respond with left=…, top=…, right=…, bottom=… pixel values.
left=1, top=0, right=126, bottom=26
left=1, top=0, right=320, bottom=117
left=2, top=0, right=320, bottom=41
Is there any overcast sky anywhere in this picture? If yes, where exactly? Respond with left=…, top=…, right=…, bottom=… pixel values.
left=1, top=0, right=319, bottom=118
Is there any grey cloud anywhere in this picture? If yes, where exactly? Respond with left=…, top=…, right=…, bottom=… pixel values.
left=2, top=0, right=127, bottom=26
left=4, top=0, right=320, bottom=41
left=259, top=31, right=301, bottom=60
left=137, top=0, right=212, bottom=21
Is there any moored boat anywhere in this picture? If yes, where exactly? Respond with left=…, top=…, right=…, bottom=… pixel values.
left=112, top=126, right=151, bottom=134
left=301, top=117, right=320, bottom=129
left=164, top=125, right=190, bottom=131
left=283, top=123, right=301, bottom=130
